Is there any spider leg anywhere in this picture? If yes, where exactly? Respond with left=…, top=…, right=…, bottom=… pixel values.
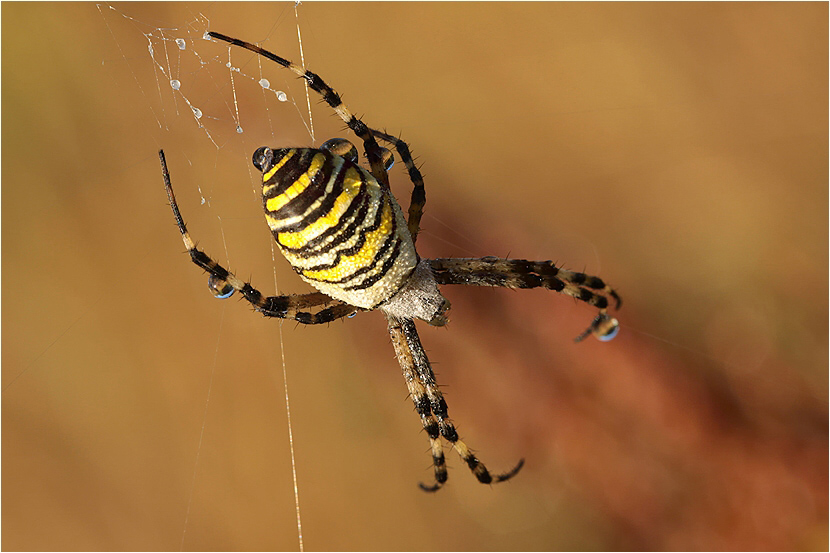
left=160, top=150, right=357, bottom=325
left=428, top=257, right=621, bottom=340
left=387, top=315, right=524, bottom=492
left=387, top=316, right=447, bottom=490
left=208, top=33, right=430, bottom=244
left=371, top=128, right=426, bottom=244
left=207, top=32, right=393, bottom=192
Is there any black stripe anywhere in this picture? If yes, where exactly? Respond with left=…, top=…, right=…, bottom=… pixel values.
left=343, top=238, right=402, bottom=291
left=302, top=225, right=398, bottom=287
left=262, top=148, right=315, bottom=200
left=301, top=185, right=369, bottom=251
left=277, top=179, right=374, bottom=256
left=300, top=195, right=388, bottom=271
left=268, top=152, right=338, bottom=220
left=273, top=159, right=355, bottom=235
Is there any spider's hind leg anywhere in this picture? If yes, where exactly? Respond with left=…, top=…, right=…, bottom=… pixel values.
left=428, top=257, right=621, bottom=341
left=387, top=315, right=524, bottom=491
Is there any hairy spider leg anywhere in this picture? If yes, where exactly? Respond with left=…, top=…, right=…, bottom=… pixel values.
left=387, top=315, right=524, bottom=491
left=370, top=128, right=427, bottom=244
left=208, top=33, right=394, bottom=194
left=428, top=257, right=621, bottom=340
left=160, top=150, right=357, bottom=324
left=208, top=33, right=429, bottom=247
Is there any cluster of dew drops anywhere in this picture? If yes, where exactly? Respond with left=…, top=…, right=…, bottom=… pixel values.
left=162, top=33, right=289, bottom=128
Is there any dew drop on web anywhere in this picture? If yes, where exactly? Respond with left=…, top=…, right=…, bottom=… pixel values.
left=208, top=275, right=234, bottom=299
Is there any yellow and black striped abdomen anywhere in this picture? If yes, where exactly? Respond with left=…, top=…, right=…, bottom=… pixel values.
left=254, top=146, right=417, bottom=310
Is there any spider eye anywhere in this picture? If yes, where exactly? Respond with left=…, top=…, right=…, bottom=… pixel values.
left=208, top=274, right=234, bottom=299
left=252, top=146, right=274, bottom=173
left=321, top=138, right=357, bottom=163
left=378, top=147, right=395, bottom=171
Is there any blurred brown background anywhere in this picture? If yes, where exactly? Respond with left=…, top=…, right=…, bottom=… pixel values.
left=3, top=2, right=827, bottom=551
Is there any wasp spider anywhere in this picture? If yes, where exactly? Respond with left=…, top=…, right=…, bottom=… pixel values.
left=159, top=31, right=621, bottom=492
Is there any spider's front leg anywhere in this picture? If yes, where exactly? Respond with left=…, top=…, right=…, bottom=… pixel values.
left=159, top=150, right=357, bottom=325
left=371, top=129, right=426, bottom=244
left=206, top=32, right=428, bottom=246
left=428, top=257, right=621, bottom=341
left=387, top=315, right=524, bottom=492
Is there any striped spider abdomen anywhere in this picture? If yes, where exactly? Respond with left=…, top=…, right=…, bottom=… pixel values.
left=254, top=145, right=419, bottom=312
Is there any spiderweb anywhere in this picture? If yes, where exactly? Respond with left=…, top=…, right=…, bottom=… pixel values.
left=99, top=4, right=324, bottom=550
left=102, top=4, right=326, bottom=188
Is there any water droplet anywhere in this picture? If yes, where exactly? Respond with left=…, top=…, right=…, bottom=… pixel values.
left=208, top=275, right=234, bottom=299
left=191, top=106, right=202, bottom=119
left=175, top=38, right=186, bottom=50
left=147, top=43, right=154, bottom=55
left=379, top=147, right=395, bottom=171
left=259, top=78, right=270, bottom=89
left=596, top=318, right=620, bottom=341
left=236, top=125, right=243, bottom=134
left=276, top=90, right=287, bottom=102
left=225, top=62, right=231, bottom=68
left=348, top=312, right=357, bottom=319
left=202, top=32, right=211, bottom=41
left=322, top=138, right=358, bottom=163
left=574, top=313, right=619, bottom=343
left=170, top=79, right=181, bottom=90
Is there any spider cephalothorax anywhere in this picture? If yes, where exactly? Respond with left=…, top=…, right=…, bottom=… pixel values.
left=160, top=32, right=620, bottom=491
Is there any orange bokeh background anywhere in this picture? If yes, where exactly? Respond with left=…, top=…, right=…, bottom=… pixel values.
left=3, top=3, right=826, bottom=550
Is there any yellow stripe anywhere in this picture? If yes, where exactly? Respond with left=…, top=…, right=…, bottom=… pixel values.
left=277, top=166, right=363, bottom=249
left=262, top=149, right=295, bottom=184
left=265, top=152, right=325, bottom=212
left=301, top=200, right=393, bottom=282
